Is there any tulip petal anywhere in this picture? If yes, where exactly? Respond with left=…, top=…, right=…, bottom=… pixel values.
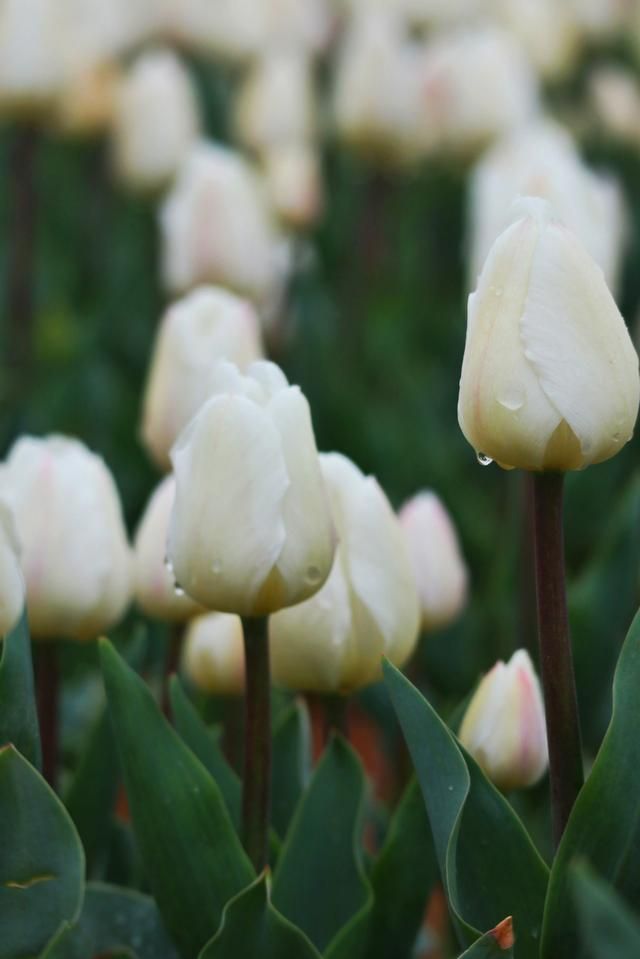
left=169, top=394, right=288, bottom=615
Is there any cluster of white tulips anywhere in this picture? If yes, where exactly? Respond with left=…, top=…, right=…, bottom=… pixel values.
left=2, top=0, right=640, bottom=809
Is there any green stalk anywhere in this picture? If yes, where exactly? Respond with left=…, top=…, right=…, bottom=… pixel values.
left=241, top=615, right=271, bottom=871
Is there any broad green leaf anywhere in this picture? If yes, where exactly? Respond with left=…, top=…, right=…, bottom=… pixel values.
left=199, top=874, right=322, bottom=959
left=100, top=639, right=254, bottom=959
left=272, top=736, right=372, bottom=955
left=64, top=704, right=119, bottom=875
left=42, top=882, right=179, bottom=959
left=541, top=609, right=640, bottom=958
left=272, top=700, right=312, bottom=838
left=383, top=660, right=548, bottom=959
left=572, top=865, right=640, bottom=958
left=363, top=778, right=438, bottom=959
left=0, top=745, right=84, bottom=956
left=457, top=918, right=515, bottom=957
left=0, top=609, right=41, bottom=768
left=170, top=676, right=242, bottom=830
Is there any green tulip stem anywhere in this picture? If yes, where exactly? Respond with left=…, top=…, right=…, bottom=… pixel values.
left=162, top=622, right=183, bottom=720
left=532, top=472, right=584, bottom=847
left=241, top=615, right=271, bottom=872
left=324, top=695, right=349, bottom=742
left=36, top=642, right=59, bottom=789
left=7, top=123, right=39, bottom=384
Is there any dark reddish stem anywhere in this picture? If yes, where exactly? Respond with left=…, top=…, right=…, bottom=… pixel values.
left=241, top=615, right=271, bottom=871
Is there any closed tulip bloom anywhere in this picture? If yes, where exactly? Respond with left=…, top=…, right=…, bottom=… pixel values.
left=113, top=49, right=200, bottom=191
left=141, top=286, right=264, bottom=471
left=263, top=146, right=323, bottom=229
left=160, top=141, right=286, bottom=307
left=0, top=499, right=25, bottom=636
left=0, top=0, right=65, bottom=114
left=168, top=361, right=335, bottom=617
left=469, top=121, right=625, bottom=293
left=235, top=52, right=316, bottom=153
left=133, top=476, right=202, bottom=623
left=398, top=491, right=468, bottom=631
left=458, top=197, right=640, bottom=471
left=459, top=649, right=548, bottom=791
left=491, top=0, right=581, bottom=81
left=270, top=453, right=420, bottom=695
left=0, top=436, right=132, bottom=640
left=182, top=612, right=245, bottom=695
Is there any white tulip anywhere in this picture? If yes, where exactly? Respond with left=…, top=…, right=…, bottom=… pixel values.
left=490, top=0, right=582, bottom=81
left=270, top=452, right=420, bottom=694
left=458, top=197, right=640, bottom=472
left=0, top=0, right=65, bottom=114
left=112, top=49, right=200, bottom=191
left=263, top=145, right=323, bottom=229
left=589, top=66, right=640, bottom=149
left=468, top=120, right=626, bottom=293
left=0, top=435, right=132, bottom=640
left=0, top=499, right=25, bottom=637
left=160, top=141, right=286, bottom=308
left=398, top=492, right=468, bottom=632
left=141, top=286, right=264, bottom=471
left=235, top=52, right=316, bottom=153
left=168, top=361, right=336, bottom=617
left=133, top=476, right=202, bottom=623
left=459, top=649, right=548, bottom=791
left=182, top=612, right=245, bottom=695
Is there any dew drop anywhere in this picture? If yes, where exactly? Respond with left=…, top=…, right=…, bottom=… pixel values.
left=494, top=286, right=503, bottom=297
left=477, top=452, right=493, bottom=466
left=211, top=560, right=222, bottom=575
left=174, top=582, right=186, bottom=598
left=612, top=431, right=621, bottom=443
left=497, top=387, right=524, bottom=412
left=305, top=565, right=322, bottom=585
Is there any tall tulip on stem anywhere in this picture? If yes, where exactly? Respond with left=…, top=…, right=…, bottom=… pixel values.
left=167, top=361, right=336, bottom=870
left=458, top=197, right=640, bottom=845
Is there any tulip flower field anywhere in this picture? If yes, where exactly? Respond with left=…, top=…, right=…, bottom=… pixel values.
left=1, top=3, right=640, bottom=959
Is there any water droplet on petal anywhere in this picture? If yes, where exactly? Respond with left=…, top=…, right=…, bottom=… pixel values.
left=477, top=452, right=493, bottom=466
left=494, top=287, right=503, bottom=297
left=497, top=387, right=524, bottom=412
left=305, top=565, right=322, bottom=585
left=174, top=583, right=186, bottom=597
left=211, top=560, right=222, bottom=575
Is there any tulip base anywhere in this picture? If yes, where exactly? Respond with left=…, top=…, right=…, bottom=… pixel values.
left=36, top=643, right=59, bottom=789
left=532, top=471, right=584, bottom=847
left=241, top=615, right=271, bottom=872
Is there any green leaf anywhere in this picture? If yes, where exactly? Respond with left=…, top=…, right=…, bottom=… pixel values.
left=0, top=745, right=84, bottom=957
left=456, top=918, right=515, bottom=957
left=572, top=864, right=640, bottom=958
left=170, top=676, right=242, bottom=830
left=0, top=609, right=41, bottom=769
left=383, top=660, right=548, bottom=958
left=272, top=736, right=372, bottom=955
left=99, top=638, right=254, bottom=959
left=64, top=704, right=120, bottom=875
left=272, top=700, right=312, bottom=838
left=541, top=608, right=640, bottom=957
left=199, top=874, right=322, bottom=959
left=42, top=882, right=179, bottom=959
left=363, top=777, right=438, bottom=959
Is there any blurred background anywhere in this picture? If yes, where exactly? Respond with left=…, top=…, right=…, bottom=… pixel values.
left=1, top=0, right=640, bottom=924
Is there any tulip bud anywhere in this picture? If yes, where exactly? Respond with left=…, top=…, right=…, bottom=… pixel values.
left=263, top=146, right=323, bottom=229
left=270, top=452, right=420, bottom=694
left=133, top=476, right=202, bottom=623
left=468, top=120, right=625, bottom=293
left=112, top=49, right=200, bottom=192
left=160, top=141, right=286, bottom=308
left=398, top=491, right=468, bottom=632
left=0, top=499, right=25, bottom=636
left=168, top=361, right=336, bottom=617
left=0, top=435, right=132, bottom=640
left=234, top=52, right=316, bottom=153
left=458, top=197, right=640, bottom=472
left=141, top=286, right=264, bottom=471
left=182, top=612, right=245, bottom=695
left=459, top=649, right=548, bottom=791
left=0, top=0, right=65, bottom=115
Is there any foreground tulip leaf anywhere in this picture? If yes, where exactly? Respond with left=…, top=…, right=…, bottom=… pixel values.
left=272, top=699, right=312, bottom=838
left=199, top=874, right=322, bottom=959
left=100, top=639, right=254, bottom=959
left=363, top=777, right=438, bottom=959
left=571, top=864, right=640, bottom=958
left=64, top=704, right=120, bottom=874
left=0, top=609, right=41, bottom=768
left=457, top=918, right=515, bottom=957
left=0, top=745, right=84, bottom=957
left=42, top=882, right=179, bottom=959
left=272, top=736, right=372, bottom=954
left=170, top=676, right=242, bottom=830
left=383, top=660, right=548, bottom=958
left=541, top=609, right=640, bottom=957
